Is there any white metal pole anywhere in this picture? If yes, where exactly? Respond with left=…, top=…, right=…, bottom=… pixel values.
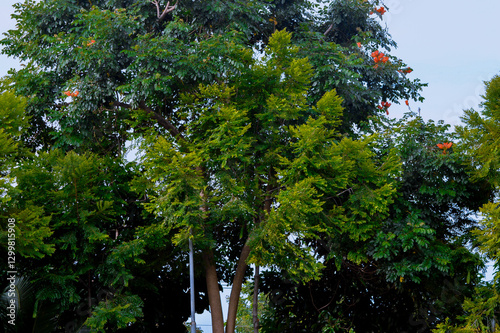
left=189, top=237, right=196, bottom=333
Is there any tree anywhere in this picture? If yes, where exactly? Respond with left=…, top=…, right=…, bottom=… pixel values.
left=0, top=88, right=210, bottom=332
left=258, top=114, right=494, bottom=332
left=0, top=0, right=424, bottom=150
left=0, top=90, right=29, bottom=204
left=137, top=29, right=400, bottom=333
left=2, top=0, right=425, bottom=332
left=457, top=74, right=500, bottom=187
left=1, top=146, right=211, bottom=332
left=435, top=75, right=500, bottom=332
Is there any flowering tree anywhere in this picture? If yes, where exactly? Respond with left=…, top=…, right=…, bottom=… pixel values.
left=433, top=75, right=500, bottom=333
left=258, top=113, right=494, bottom=332
left=1, top=0, right=427, bottom=332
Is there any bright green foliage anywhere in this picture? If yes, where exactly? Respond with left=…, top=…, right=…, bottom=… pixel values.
left=139, top=30, right=398, bottom=285
left=7, top=150, right=115, bottom=302
left=0, top=91, right=55, bottom=260
left=475, top=202, right=500, bottom=264
left=85, top=294, right=144, bottom=332
left=0, top=90, right=28, bottom=204
left=433, top=283, right=500, bottom=332
left=457, top=75, right=500, bottom=186
left=456, top=76, right=500, bottom=271
left=444, top=75, right=500, bottom=332
left=1, top=0, right=428, bottom=331
left=6, top=205, right=54, bottom=259
left=2, top=147, right=203, bottom=331
left=259, top=113, right=494, bottom=332
left=4, top=146, right=213, bottom=331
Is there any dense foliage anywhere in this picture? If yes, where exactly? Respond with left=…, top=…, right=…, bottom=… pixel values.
left=433, top=75, right=500, bottom=333
left=258, top=114, right=494, bottom=332
left=0, top=0, right=497, bottom=332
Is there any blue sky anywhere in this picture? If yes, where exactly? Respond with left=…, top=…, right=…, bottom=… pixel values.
left=1, top=1, right=499, bottom=332
left=382, top=0, right=500, bottom=125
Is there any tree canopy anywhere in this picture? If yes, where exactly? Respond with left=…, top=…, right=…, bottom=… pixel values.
left=1, top=0, right=497, bottom=332
left=433, top=74, right=500, bottom=333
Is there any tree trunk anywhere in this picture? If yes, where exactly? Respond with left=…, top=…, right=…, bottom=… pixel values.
left=225, top=243, right=251, bottom=333
left=253, top=264, right=260, bottom=333
left=87, top=270, right=92, bottom=317
left=202, top=249, right=225, bottom=333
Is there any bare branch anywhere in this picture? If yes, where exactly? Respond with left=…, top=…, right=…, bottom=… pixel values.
left=151, top=0, right=177, bottom=22
left=324, top=23, right=334, bottom=36
left=151, top=0, right=161, bottom=18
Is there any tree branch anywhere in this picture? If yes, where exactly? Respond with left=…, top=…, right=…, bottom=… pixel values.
left=324, top=23, right=334, bottom=36
left=226, top=243, right=252, bottom=333
left=202, top=249, right=225, bottom=333
left=151, top=0, right=177, bottom=22
left=113, top=101, right=185, bottom=142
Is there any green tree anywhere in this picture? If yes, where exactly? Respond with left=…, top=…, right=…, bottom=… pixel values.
left=2, top=144, right=210, bottom=332
left=137, top=29, right=400, bottom=333
left=1, top=0, right=425, bottom=332
left=0, top=0, right=424, bottom=151
left=258, top=114, right=494, bottom=332
left=0, top=88, right=209, bottom=331
left=0, top=90, right=29, bottom=204
left=457, top=75, right=500, bottom=187
left=436, top=75, right=500, bottom=333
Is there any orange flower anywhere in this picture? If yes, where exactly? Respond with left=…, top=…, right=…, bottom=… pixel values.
left=399, top=67, right=413, bottom=74
left=378, top=101, right=391, bottom=114
left=405, top=100, right=409, bottom=106
left=64, top=90, right=79, bottom=97
left=87, top=39, right=95, bottom=46
left=376, top=7, right=386, bottom=15
left=371, top=51, right=390, bottom=65
left=437, top=142, right=453, bottom=154
left=357, top=42, right=362, bottom=48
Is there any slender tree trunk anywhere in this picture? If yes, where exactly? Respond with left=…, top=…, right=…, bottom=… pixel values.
left=87, top=270, right=92, bottom=317
left=225, top=243, right=251, bottom=333
left=253, top=265, right=260, bottom=333
left=198, top=177, right=225, bottom=332
left=202, top=249, right=225, bottom=333
left=224, top=170, right=276, bottom=333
